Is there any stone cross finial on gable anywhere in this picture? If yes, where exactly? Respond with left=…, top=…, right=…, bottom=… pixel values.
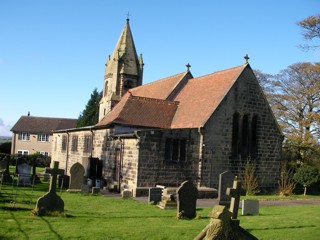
left=186, top=63, right=191, bottom=71
left=244, top=54, right=250, bottom=64
left=45, top=161, right=64, bottom=194
left=226, top=176, right=244, bottom=220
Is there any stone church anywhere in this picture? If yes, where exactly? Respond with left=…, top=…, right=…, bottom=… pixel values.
left=51, top=19, right=283, bottom=196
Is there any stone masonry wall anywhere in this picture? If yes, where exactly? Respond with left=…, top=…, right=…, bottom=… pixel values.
left=201, top=67, right=282, bottom=192
left=136, top=129, right=200, bottom=188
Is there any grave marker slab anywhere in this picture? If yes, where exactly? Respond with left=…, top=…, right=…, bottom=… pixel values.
left=69, top=162, right=85, bottom=190
left=81, top=184, right=90, bottom=194
left=36, top=161, right=65, bottom=215
left=17, top=162, right=32, bottom=185
left=122, top=189, right=132, bottom=199
left=241, top=200, right=259, bottom=216
left=148, top=187, right=162, bottom=204
left=226, top=176, right=245, bottom=222
left=177, top=181, right=198, bottom=219
left=218, top=170, right=234, bottom=206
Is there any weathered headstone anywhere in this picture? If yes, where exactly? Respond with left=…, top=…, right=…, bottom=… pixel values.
left=122, top=189, right=132, bottom=199
left=35, top=161, right=65, bottom=215
left=218, top=170, right=235, bottom=206
left=195, top=177, right=257, bottom=240
left=81, top=184, right=90, bottom=194
left=17, top=162, right=32, bottom=185
left=194, top=205, right=258, bottom=240
left=176, top=181, right=198, bottom=219
left=69, top=162, right=85, bottom=191
left=148, top=187, right=162, bottom=204
left=241, top=200, right=259, bottom=216
left=92, top=187, right=100, bottom=194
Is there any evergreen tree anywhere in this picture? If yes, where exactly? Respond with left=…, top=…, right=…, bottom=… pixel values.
left=77, top=88, right=102, bottom=127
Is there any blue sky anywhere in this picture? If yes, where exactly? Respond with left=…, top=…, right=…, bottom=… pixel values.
left=0, top=0, right=319, bottom=136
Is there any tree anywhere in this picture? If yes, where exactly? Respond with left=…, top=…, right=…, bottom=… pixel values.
left=77, top=88, right=102, bottom=127
left=271, top=62, right=320, bottom=164
left=293, top=164, right=319, bottom=196
left=297, top=14, right=320, bottom=50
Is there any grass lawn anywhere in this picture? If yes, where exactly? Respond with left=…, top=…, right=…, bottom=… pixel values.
left=0, top=180, right=319, bottom=240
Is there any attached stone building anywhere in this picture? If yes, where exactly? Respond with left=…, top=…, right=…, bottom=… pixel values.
left=51, top=19, right=283, bottom=196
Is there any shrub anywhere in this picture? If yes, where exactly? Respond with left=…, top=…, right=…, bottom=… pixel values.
left=242, top=158, right=260, bottom=195
left=279, top=161, right=296, bottom=196
left=293, top=164, right=319, bottom=196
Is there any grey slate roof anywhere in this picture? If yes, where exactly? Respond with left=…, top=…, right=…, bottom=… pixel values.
left=11, top=116, right=78, bottom=133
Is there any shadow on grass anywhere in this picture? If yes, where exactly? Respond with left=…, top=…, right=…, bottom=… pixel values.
left=10, top=211, right=30, bottom=240
left=247, top=225, right=317, bottom=231
left=40, top=216, right=63, bottom=240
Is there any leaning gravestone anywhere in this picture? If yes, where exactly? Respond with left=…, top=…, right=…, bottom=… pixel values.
left=195, top=177, right=258, bottom=240
left=218, top=170, right=235, bottom=206
left=176, top=181, right=198, bottom=219
left=17, top=162, right=32, bottom=185
left=35, top=161, right=65, bottom=215
left=69, top=162, right=85, bottom=191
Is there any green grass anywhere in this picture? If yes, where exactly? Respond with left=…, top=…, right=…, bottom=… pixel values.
left=0, top=181, right=319, bottom=240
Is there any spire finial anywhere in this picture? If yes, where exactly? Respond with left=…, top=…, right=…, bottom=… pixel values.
left=186, top=63, right=191, bottom=71
left=126, top=12, right=130, bottom=22
left=244, top=54, right=249, bottom=64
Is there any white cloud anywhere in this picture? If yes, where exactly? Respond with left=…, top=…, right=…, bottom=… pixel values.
left=0, top=118, right=12, bottom=137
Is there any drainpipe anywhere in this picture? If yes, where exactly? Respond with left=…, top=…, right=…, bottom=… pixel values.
left=90, top=127, right=94, bottom=158
left=118, top=137, right=124, bottom=193
left=197, top=127, right=204, bottom=188
left=65, top=131, right=70, bottom=173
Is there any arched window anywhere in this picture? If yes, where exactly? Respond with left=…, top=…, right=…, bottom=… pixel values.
left=250, top=115, right=258, bottom=158
left=241, top=114, right=250, bottom=158
left=104, top=81, right=108, bottom=97
left=232, top=113, right=240, bottom=157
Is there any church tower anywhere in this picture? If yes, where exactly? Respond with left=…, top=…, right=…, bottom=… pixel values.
left=99, top=18, right=144, bottom=121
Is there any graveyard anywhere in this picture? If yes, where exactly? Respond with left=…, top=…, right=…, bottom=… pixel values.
left=1, top=163, right=320, bottom=240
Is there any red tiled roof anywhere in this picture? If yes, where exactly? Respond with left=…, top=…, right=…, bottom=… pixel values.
left=96, top=64, right=247, bottom=129
left=96, top=93, right=178, bottom=128
left=171, top=65, right=246, bottom=128
left=130, top=72, right=187, bottom=99
left=11, top=116, right=78, bottom=133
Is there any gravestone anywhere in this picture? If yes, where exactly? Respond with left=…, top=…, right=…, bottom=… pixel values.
left=176, top=181, right=198, bottom=219
left=148, top=187, right=162, bottom=204
left=122, top=189, right=132, bottom=199
left=69, top=162, right=85, bottom=191
left=195, top=177, right=258, bottom=240
left=35, top=161, right=65, bottom=215
left=81, top=184, right=90, bottom=194
left=92, top=187, right=100, bottom=194
left=17, top=162, right=32, bottom=185
left=0, top=160, right=6, bottom=171
left=241, top=200, right=259, bottom=216
left=218, top=170, right=235, bottom=206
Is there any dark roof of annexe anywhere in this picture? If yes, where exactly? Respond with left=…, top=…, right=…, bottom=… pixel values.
left=11, top=116, right=78, bottom=133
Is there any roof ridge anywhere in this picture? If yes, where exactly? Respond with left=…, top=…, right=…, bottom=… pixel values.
left=130, top=95, right=179, bottom=105
left=136, top=71, right=186, bottom=89
left=20, top=116, right=77, bottom=120
left=193, top=64, right=245, bottom=80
